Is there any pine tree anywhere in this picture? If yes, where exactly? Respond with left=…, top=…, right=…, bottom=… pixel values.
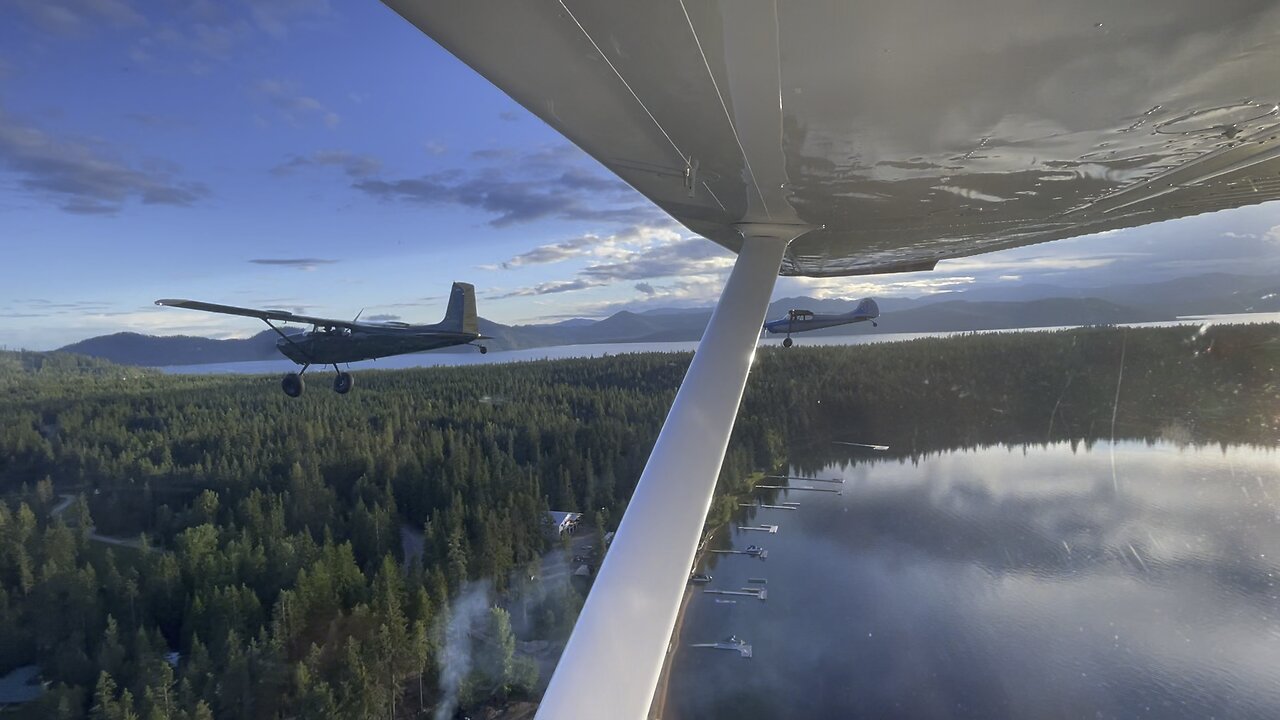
left=90, top=671, right=120, bottom=720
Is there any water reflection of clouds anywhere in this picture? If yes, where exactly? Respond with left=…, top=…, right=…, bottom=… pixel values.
left=843, top=443, right=1279, bottom=588
left=848, top=443, right=1280, bottom=714
left=672, top=441, right=1280, bottom=719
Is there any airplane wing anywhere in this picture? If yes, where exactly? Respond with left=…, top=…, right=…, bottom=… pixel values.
left=385, top=0, right=1280, bottom=278
left=155, top=299, right=358, bottom=329
left=380, top=2, right=1280, bottom=718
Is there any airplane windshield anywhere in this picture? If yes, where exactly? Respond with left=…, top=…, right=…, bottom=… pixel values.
left=1, top=3, right=1278, bottom=720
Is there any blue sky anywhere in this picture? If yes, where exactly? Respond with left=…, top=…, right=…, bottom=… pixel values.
left=1, top=0, right=1278, bottom=350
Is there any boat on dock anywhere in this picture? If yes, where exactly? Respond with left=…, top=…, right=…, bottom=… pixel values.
left=688, top=573, right=713, bottom=584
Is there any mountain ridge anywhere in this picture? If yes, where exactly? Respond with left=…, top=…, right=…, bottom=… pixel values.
left=55, top=273, right=1280, bottom=366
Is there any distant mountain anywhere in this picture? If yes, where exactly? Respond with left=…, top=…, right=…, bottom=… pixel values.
left=933, top=273, right=1280, bottom=315
left=548, top=318, right=597, bottom=328
left=56, top=273, right=1278, bottom=366
left=60, top=331, right=280, bottom=366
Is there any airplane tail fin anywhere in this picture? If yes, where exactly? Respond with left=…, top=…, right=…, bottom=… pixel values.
left=852, top=297, right=880, bottom=320
left=443, top=282, right=479, bottom=334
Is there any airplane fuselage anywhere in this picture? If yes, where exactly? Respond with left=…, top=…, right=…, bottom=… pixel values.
left=763, top=298, right=880, bottom=336
left=276, top=326, right=479, bottom=365
left=764, top=314, right=871, bottom=334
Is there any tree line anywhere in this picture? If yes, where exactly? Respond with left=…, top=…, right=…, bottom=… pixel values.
left=0, top=323, right=1275, bottom=717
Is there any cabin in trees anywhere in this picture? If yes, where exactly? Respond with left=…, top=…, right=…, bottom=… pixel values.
left=546, top=510, right=583, bottom=537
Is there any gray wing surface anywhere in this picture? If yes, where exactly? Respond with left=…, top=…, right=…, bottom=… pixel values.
left=155, top=299, right=357, bottom=329
left=384, top=0, right=1280, bottom=277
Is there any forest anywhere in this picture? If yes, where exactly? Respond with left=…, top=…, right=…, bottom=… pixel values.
left=0, top=323, right=1276, bottom=718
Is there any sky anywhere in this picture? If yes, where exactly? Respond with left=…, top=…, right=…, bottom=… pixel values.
left=1, top=0, right=1278, bottom=351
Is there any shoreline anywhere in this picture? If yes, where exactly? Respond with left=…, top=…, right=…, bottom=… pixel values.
left=648, top=560, right=697, bottom=719
left=648, top=471, right=768, bottom=719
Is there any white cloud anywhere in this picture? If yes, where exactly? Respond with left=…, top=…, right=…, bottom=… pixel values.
left=0, top=103, right=207, bottom=213
left=499, top=223, right=683, bottom=269
left=270, top=150, right=380, bottom=178
left=254, top=79, right=340, bottom=129
left=788, top=276, right=977, bottom=300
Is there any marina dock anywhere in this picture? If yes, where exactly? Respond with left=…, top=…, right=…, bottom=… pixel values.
left=738, top=524, right=779, bottom=533
left=765, top=475, right=845, bottom=484
left=755, top=485, right=841, bottom=494
left=833, top=441, right=890, bottom=451
left=739, top=502, right=798, bottom=510
left=704, top=587, right=767, bottom=601
left=709, top=548, right=768, bottom=559
left=690, top=639, right=753, bottom=658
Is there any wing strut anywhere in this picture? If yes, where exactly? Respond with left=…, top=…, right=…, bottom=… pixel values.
left=537, top=224, right=810, bottom=720
left=261, top=318, right=314, bottom=363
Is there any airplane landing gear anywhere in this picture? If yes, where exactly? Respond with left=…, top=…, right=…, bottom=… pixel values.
left=479, top=345, right=488, bottom=354
left=782, top=336, right=793, bottom=348
left=333, top=371, right=354, bottom=394
left=282, top=373, right=305, bottom=397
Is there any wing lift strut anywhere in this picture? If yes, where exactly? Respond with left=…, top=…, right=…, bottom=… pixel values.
left=261, top=318, right=314, bottom=374
left=536, top=223, right=811, bottom=720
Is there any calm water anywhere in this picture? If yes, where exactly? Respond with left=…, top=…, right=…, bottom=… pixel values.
left=667, top=441, right=1280, bottom=719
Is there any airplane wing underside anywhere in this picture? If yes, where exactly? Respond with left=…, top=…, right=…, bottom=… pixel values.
left=380, top=2, right=1280, bottom=718
left=386, top=0, right=1280, bottom=277
left=155, top=299, right=359, bottom=330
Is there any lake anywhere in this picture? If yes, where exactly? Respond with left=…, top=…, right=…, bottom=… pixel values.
left=666, top=441, right=1280, bottom=719
left=157, top=312, right=1280, bottom=375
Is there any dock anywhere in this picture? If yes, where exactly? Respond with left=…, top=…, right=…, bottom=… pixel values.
left=737, top=524, right=779, bottom=533
left=833, top=441, right=889, bottom=451
left=690, top=640, right=753, bottom=658
left=765, top=475, right=845, bottom=485
left=739, top=502, right=798, bottom=510
left=704, top=587, right=767, bottom=601
left=755, top=485, right=841, bottom=494
left=709, top=548, right=768, bottom=559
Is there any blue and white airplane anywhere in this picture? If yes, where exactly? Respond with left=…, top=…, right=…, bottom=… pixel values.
left=763, top=298, right=879, bottom=347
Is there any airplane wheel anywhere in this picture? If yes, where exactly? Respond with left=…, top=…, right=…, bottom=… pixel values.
left=479, top=345, right=488, bottom=355
left=783, top=337, right=793, bottom=348
left=282, top=373, right=304, bottom=398
left=333, top=372, right=354, bottom=395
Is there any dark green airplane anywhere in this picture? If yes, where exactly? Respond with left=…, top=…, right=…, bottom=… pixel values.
left=156, top=282, right=487, bottom=397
